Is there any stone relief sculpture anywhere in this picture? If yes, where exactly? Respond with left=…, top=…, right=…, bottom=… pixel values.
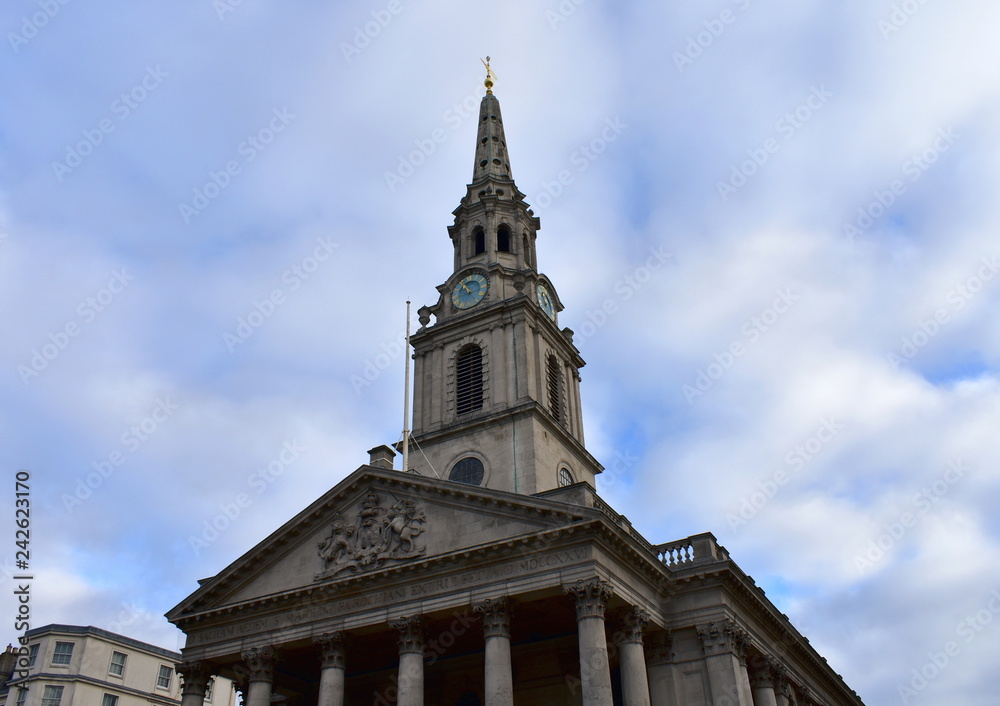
left=315, top=491, right=426, bottom=580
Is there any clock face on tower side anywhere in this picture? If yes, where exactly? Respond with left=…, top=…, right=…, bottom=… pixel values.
left=536, top=283, right=556, bottom=320
left=452, top=272, right=488, bottom=310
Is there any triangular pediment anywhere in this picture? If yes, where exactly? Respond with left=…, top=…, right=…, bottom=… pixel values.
left=167, top=466, right=591, bottom=623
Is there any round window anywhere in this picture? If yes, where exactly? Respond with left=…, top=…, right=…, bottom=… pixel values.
left=558, top=467, right=574, bottom=487
left=449, top=457, right=485, bottom=485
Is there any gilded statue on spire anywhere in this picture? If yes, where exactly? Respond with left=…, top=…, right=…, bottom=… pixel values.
left=481, top=56, right=497, bottom=94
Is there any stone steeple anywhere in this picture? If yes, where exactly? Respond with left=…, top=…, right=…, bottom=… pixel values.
left=471, top=74, right=513, bottom=184
left=406, top=61, right=603, bottom=494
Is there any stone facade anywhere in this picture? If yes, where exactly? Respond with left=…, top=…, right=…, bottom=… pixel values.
left=167, top=460, right=864, bottom=705
left=167, top=71, right=865, bottom=705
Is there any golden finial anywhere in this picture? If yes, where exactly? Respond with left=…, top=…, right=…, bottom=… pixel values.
left=481, top=56, right=497, bottom=94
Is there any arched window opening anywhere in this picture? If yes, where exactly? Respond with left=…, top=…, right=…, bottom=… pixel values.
left=456, top=345, right=484, bottom=415
left=497, top=225, right=511, bottom=253
left=547, top=355, right=563, bottom=423
left=473, top=227, right=486, bottom=255
left=449, top=457, right=485, bottom=486
left=558, top=467, right=574, bottom=487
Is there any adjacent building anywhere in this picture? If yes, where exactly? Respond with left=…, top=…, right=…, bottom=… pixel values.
left=3, top=626, right=235, bottom=706
left=164, top=69, right=866, bottom=705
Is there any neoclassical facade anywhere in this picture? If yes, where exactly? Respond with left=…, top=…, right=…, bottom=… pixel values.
left=166, top=67, right=865, bottom=706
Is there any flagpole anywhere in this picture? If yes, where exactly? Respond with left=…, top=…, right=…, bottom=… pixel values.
left=401, top=300, right=411, bottom=473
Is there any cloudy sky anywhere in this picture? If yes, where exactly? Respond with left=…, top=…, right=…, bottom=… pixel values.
left=3, top=1, right=1000, bottom=704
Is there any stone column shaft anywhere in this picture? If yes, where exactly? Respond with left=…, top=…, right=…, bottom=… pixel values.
left=240, top=646, right=277, bottom=706
left=616, top=607, right=651, bottom=706
left=392, top=617, right=424, bottom=706
left=475, top=598, right=514, bottom=706
left=315, top=632, right=346, bottom=706
left=749, top=658, right=782, bottom=706
left=565, top=578, right=614, bottom=706
left=177, top=661, right=210, bottom=706
left=751, top=686, right=779, bottom=706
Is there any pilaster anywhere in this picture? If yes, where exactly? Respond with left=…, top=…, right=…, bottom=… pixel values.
left=696, top=620, right=753, bottom=706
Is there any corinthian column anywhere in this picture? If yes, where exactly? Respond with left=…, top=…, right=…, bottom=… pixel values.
left=176, top=661, right=210, bottom=706
left=391, top=616, right=424, bottom=706
left=615, top=607, right=651, bottom=706
left=564, top=578, right=614, bottom=706
left=314, top=633, right=346, bottom=706
left=696, top=620, right=752, bottom=706
left=474, top=597, right=514, bottom=706
left=240, top=647, right=277, bottom=706
left=749, top=657, right=782, bottom=706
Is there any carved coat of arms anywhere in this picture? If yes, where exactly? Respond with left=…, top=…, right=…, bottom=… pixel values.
left=315, top=490, right=426, bottom=580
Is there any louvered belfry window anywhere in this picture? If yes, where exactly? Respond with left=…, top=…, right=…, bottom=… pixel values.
left=547, top=355, right=563, bottom=422
left=456, top=345, right=484, bottom=415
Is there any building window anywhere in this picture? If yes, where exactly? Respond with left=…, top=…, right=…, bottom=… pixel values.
left=449, top=457, right=485, bottom=486
left=546, top=355, right=563, bottom=423
left=473, top=227, right=485, bottom=255
left=51, top=642, right=74, bottom=666
left=204, top=679, right=215, bottom=702
left=101, top=694, right=119, bottom=706
left=497, top=225, right=511, bottom=252
left=41, top=686, right=64, bottom=706
left=28, top=644, right=38, bottom=667
left=109, top=651, right=127, bottom=677
left=15, top=689, right=27, bottom=706
left=455, top=345, right=484, bottom=415
left=156, top=665, right=173, bottom=690
left=558, top=467, right=574, bottom=487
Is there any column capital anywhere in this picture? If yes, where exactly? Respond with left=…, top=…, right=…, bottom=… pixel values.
left=313, top=632, right=346, bottom=670
left=390, top=615, right=425, bottom=655
left=776, top=673, right=794, bottom=700
left=473, top=597, right=512, bottom=639
left=796, top=685, right=820, bottom=706
left=696, top=618, right=749, bottom=658
left=613, top=606, right=650, bottom=645
left=564, top=577, right=613, bottom=620
left=240, top=646, right=278, bottom=684
left=645, top=630, right=674, bottom=666
left=749, top=656, right=782, bottom=689
left=176, top=661, right=211, bottom=697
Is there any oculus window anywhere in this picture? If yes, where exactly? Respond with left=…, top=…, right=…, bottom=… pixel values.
left=449, top=457, right=485, bottom=485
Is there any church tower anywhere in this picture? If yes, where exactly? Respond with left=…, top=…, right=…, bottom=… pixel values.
left=406, top=62, right=604, bottom=493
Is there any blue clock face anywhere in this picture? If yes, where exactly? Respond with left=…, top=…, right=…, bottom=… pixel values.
left=536, top=283, right=556, bottom=320
left=452, top=273, right=488, bottom=309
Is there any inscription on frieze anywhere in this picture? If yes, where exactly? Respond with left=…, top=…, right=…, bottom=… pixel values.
left=185, top=547, right=589, bottom=647
left=315, top=490, right=426, bottom=579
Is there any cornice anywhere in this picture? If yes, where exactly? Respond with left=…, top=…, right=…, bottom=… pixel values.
left=668, top=564, right=865, bottom=706
left=171, top=520, right=604, bottom=629
left=167, top=467, right=606, bottom=622
left=9, top=673, right=180, bottom=706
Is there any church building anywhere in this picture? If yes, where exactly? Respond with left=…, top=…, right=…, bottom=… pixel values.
left=166, top=66, right=866, bottom=706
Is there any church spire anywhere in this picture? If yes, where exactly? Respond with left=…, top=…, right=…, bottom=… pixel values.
left=472, top=57, right=514, bottom=184
left=405, top=62, right=604, bottom=494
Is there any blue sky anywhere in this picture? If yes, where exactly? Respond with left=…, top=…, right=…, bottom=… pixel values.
left=3, top=1, right=1000, bottom=704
